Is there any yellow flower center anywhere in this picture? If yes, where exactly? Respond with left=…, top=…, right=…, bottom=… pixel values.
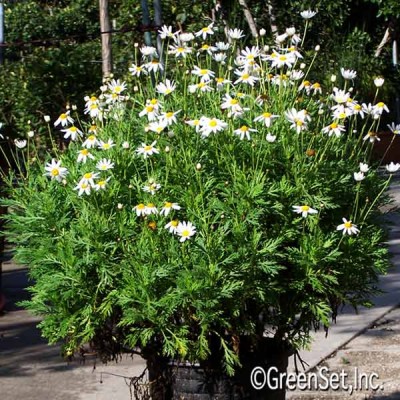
left=354, top=105, right=361, bottom=111
left=166, top=112, right=174, bottom=118
left=70, top=126, right=77, bottom=132
left=51, top=169, right=59, bottom=176
left=103, top=143, right=110, bottom=149
left=240, top=125, right=249, bottom=132
left=80, top=149, right=89, bottom=156
left=202, top=27, right=209, bottom=32
left=177, top=47, right=184, bottom=53
left=202, top=44, right=209, bottom=50
left=181, top=229, right=190, bottom=237
left=330, top=123, right=338, bottom=129
left=198, top=82, right=206, bottom=88
left=279, top=55, right=287, bottom=61
left=263, top=112, right=272, bottom=118
left=60, top=113, right=67, bottom=119
left=303, top=81, right=310, bottom=86
left=193, top=119, right=199, bottom=125
left=88, top=135, right=96, bottom=141
left=377, top=102, right=384, bottom=108
left=90, top=96, right=97, bottom=101
left=84, top=173, right=92, bottom=179
left=148, top=221, right=157, bottom=230
left=301, top=205, right=310, bottom=212
left=114, top=86, right=122, bottom=93
left=313, top=83, right=321, bottom=88
left=144, top=145, right=153, bottom=151
left=171, top=220, right=179, bottom=227
left=90, top=104, right=98, bottom=110
left=209, top=120, right=217, bottom=127
left=338, top=112, right=346, bottom=119
left=165, top=202, right=172, bottom=208
left=146, top=106, right=154, bottom=113
left=296, top=120, right=304, bottom=126
left=230, top=99, right=239, bottom=105
left=98, top=180, right=106, bottom=186
left=344, top=222, right=352, bottom=229
left=89, top=125, right=96, bottom=132
left=200, top=69, right=208, bottom=75
left=150, top=99, right=158, bottom=105
left=216, top=77, right=224, bottom=83
left=147, top=203, right=155, bottom=208
left=137, top=203, right=145, bottom=209
left=241, top=73, right=250, bottom=80
left=368, top=131, right=376, bottom=137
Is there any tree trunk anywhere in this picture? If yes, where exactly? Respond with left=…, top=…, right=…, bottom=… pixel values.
left=99, top=0, right=112, bottom=77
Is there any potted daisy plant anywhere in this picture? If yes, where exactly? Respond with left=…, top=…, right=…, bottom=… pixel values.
left=0, top=13, right=395, bottom=399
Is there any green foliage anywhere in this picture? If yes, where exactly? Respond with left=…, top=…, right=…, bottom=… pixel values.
left=1, top=20, right=393, bottom=374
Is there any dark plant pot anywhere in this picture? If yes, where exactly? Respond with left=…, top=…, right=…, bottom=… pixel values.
left=147, top=337, right=291, bottom=400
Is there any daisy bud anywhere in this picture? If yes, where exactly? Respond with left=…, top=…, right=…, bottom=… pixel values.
left=133, top=86, right=139, bottom=92
left=167, top=131, right=175, bottom=138
left=300, top=63, right=306, bottom=69
left=318, top=109, right=324, bottom=115
left=264, top=45, right=270, bottom=52
left=28, top=131, right=34, bottom=138
left=62, top=179, right=67, bottom=185
left=31, top=157, right=37, bottom=162
left=374, top=77, right=385, bottom=87
left=134, top=42, right=139, bottom=47
left=44, top=115, right=51, bottom=123
left=128, top=184, right=133, bottom=189
left=165, top=146, right=170, bottom=153
left=100, top=85, right=108, bottom=92
left=330, top=74, right=337, bottom=82
left=266, top=133, right=276, bottom=143
left=27, top=120, right=31, bottom=125
left=117, top=203, right=124, bottom=209
left=72, top=104, right=77, bottom=111
left=122, top=141, right=130, bottom=149
left=196, top=163, right=202, bottom=170
left=259, top=28, right=266, bottom=37
left=315, top=45, right=320, bottom=52
left=359, top=163, right=369, bottom=173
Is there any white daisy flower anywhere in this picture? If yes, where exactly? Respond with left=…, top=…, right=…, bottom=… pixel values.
left=233, top=69, right=259, bottom=86
left=98, top=139, right=115, bottom=150
left=156, top=79, right=176, bottom=95
left=322, top=122, right=346, bottom=137
left=77, top=149, right=95, bottom=163
left=215, top=42, right=230, bottom=51
left=227, top=28, right=245, bottom=40
left=165, top=219, right=179, bottom=234
left=340, top=68, right=357, bottom=80
left=178, top=32, right=195, bottom=42
left=386, top=162, right=400, bottom=173
left=54, top=111, right=74, bottom=127
left=134, top=203, right=147, bottom=217
left=177, top=221, right=197, bottom=242
left=140, top=46, right=157, bottom=57
left=388, top=123, right=400, bottom=135
left=354, top=172, right=365, bottom=181
left=253, top=112, right=279, bottom=128
left=129, top=63, right=148, bottom=77
left=158, top=25, right=179, bottom=40
left=14, top=139, right=27, bottom=149
left=266, top=133, right=277, bottom=143
left=143, top=182, right=161, bottom=195
left=44, top=159, right=68, bottom=181
left=136, top=141, right=159, bottom=158
left=191, top=66, right=215, bottom=82
left=285, top=108, right=310, bottom=133
left=96, top=158, right=114, bottom=171
left=168, top=44, right=192, bottom=58
left=363, top=131, right=380, bottom=143
left=337, top=218, right=360, bottom=235
left=188, top=82, right=213, bottom=93
left=300, top=10, right=317, bottom=19
left=62, top=126, right=83, bottom=141
left=195, top=24, right=214, bottom=40
left=374, top=77, right=385, bottom=87
left=108, top=79, right=127, bottom=95
left=145, top=59, right=164, bottom=73
left=94, top=177, right=111, bottom=191
left=159, top=110, right=181, bottom=126
left=233, top=125, right=257, bottom=141
left=139, top=104, right=160, bottom=121
left=199, top=117, right=228, bottom=138
left=372, top=102, right=389, bottom=116
left=79, top=172, right=99, bottom=187
left=74, top=181, right=91, bottom=196
left=292, top=205, right=318, bottom=218
left=160, top=202, right=181, bottom=216
left=359, top=163, right=369, bottom=173
left=145, top=203, right=158, bottom=215
left=185, top=119, right=202, bottom=132
left=82, top=134, right=99, bottom=149
left=147, top=120, right=168, bottom=134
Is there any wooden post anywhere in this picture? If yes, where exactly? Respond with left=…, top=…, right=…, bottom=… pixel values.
left=153, top=0, right=163, bottom=63
left=140, top=0, right=153, bottom=48
left=0, top=2, right=4, bottom=65
left=99, top=0, right=112, bottom=77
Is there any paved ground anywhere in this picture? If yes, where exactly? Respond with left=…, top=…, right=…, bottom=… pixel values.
left=1, top=177, right=400, bottom=399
